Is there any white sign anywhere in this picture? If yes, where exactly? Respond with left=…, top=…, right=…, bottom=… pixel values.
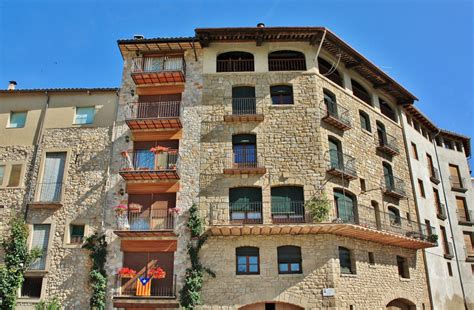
left=322, top=288, right=335, bottom=297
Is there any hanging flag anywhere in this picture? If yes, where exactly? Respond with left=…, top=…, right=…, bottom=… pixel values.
left=136, top=277, right=151, bottom=296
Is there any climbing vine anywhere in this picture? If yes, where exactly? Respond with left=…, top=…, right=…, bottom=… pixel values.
left=0, top=217, right=41, bottom=310
left=179, top=204, right=215, bottom=308
left=82, top=233, right=107, bottom=310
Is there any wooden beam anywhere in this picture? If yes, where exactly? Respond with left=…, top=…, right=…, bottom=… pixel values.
left=256, top=33, right=264, bottom=46
left=346, top=62, right=361, bottom=69
left=374, top=82, right=389, bottom=89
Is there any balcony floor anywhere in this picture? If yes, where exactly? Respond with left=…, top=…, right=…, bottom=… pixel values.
left=376, top=145, right=399, bottom=156
left=113, top=296, right=179, bottom=309
left=223, top=114, right=264, bottom=123
left=114, top=230, right=176, bottom=238
left=126, top=118, right=182, bottom=131
left=322, top=115, right=351, bottom=131
left=383, top=190, right=406, bottom=199
left=132, top=71, right=185, bottom=85
left=223, top=167, right=266, bottom=175
left=327, top=168, right=358, bottom=181
left=207, top=223, right=435, bottom=249
left=120, top=170, right=180, bottom=181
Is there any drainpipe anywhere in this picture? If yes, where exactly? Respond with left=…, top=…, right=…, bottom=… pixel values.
left=432, top=129, right=468, bottom=310
left=23, top=91, right=49, bottom=221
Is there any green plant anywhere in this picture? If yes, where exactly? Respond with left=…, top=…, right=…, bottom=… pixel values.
left=82, top=233, right=107, bottom=310
left=0, top=217, right=41, bottom=310
left=427, top=233, right=438, bottom=243
left=35, top=297, right=62, bottom=310
left=305, top=193, right=331, bottom=223
left=180, top=204, right=215, bottom=309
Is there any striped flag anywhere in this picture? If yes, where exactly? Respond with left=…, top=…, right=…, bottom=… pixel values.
left=136, top=277, right=151, bottom=296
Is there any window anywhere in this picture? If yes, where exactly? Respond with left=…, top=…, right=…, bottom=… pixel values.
left=471, top=264, right=474, bottom=275
left=447, top=262, right=453, bottom=276
left=232, top=86, right=256, bottom=115
left=436, top=137, right=443, bottom=147
left=318, top=57, right=343, bottom=87
left=70, top=224, right=85, bottom=244
left=339, top=247, right=354, bottom=274
left=351, top=79, right=371, bottom=105
left=270, top=85, right=293, bottom=105
left=418, top=179, right=425, bottom=198
left=434, top=188, right=444, bottom=218
left=271, top=186, right=305, bottom=223
left=39, top=152, right=66, bottom=202
left=449, top=164, right=463, bottom=189
left=21, top=277, right=43, bottom=298
left=456, top=142, right=463, bottom=152
left=7, top=164, right=22, bottom=187
left=268, top=50, right=306, bottom=71
left=440, top=226, right=451, bottom=257
left=396, top=256, right=409, bottom=278
left=74, top=107, right=95, bottom=125
left=413, top=121, right=420, bottom=132
left=368, top=252, right=375, bottom=265
left=360, top=178, right=366, bottom=192
left=463, top=232, right=474, bottom=257
left=456, top=197, right=470, bottom=222
left=411, top=143, right=418, bottom=160
left=232, top=134, right=257, bottom=168
left=0, top=165, right=5, bottom=186
left=383, top=162, right=394, bottom=190
left=445, top=139, right=454, bottom=150
left=216, top=51, right=254, bottom=72
left=323, top=89, right=337, bottom=117
left=229, top=187, right=262, bottom=223
left=277, top=246, right=302, bottom=274
left=359, top=111, right=371, bottom=132
left=328, top=137, right=343, bottom=171
left=379, top=99, right=397, bottom=122
left=388, top=206, right=401, bottom=226
left=425, top=220, right=432, bottom=236
left=265, top=304, right=276, bottom=310
left=426, top=154, right=436, bottom=178
left=334, top=189, right=356, bottom=223
left=236, top=247, right=259, bottom=274
left=8, top=111, right=27, bottom=128
left=30, top=224, right=50, bottom=270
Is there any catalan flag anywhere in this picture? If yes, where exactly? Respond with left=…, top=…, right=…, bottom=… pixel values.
left=136, top=277, right=151, bottom=296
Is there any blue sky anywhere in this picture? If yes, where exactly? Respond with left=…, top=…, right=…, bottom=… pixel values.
left=1, top=0, right=473, bottom=158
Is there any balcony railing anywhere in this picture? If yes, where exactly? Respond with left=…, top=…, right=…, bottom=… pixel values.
left=326, top=150, right=357, bottom=180
left=224, top=149, right=265, bottom=174
left=115, top=274, right=176, bottom=298
left=381, top=175, right=407, bottom=198
left=271, top=201, right=306, bottom=223
left=125, top=101, right=182, bottom=130
left=268, top=58, right=306, bottom=71
left=450, top=176, right=468, bottom=192
left=119, top=150, right=179, bottom=181
left=229, top=202, right=263, bottom=224
left=376, top=131, right=400, bottom=156
left=321, top=100, right=351, bottom=130
left=457, top=209, right=473, bottom=224
left=29, top=182, right=63, bottom=204
left=436, top=202, right=447, bottom=220
left=444, top=241, right=455, bottom=259
left=132, top=57, right=185, bottom=74
left=429, top=167, right=440, bottom=184
left=216, top=59, right=254, bottom=72
left=223, top=97, right=264, bottom=122
left=117, top=209, right=175, bottom=231
left=29, top=253, right=47, bottom=270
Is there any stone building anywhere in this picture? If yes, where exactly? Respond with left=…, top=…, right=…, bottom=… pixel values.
left=0, top=86, right=118, bottom=309
left=402, top=104, right=474, bottom=309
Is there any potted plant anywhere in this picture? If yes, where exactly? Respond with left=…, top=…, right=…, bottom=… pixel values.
left=113, top=205, right=128, bottom=216
left=427, top=234, right=438, bottom=243
left=150, top=146, right=170, bottom=154
left=168, top=207, right=181, bottom=215
left=305, top=193, right=331, bottom=223
left=118, top=267, right=137, bottom=278
left=128, top=203, right=142, bottom=213
left=148, top=266, right=166, bottom=279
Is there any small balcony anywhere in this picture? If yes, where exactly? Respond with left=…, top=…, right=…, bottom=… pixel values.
left=457, top=209, right=474, bottom=226
left=450, top=176, right=468, bottom=192
left=321, top=101, right=351, bottom=131
left=436, top=202, right=447, bottom=220
left=223, top=97, right=264, bottom=123
left=223, top=149, right=266, bottom=175
left=429, top=167, right=441, bottom=184
left=326, top=151, right=358, bottom=181
left=229, top=202, right=263, bottom=224
left=114, top=208, right=175, bottom=238
left=126, top=101, right=181, bottom=131
left=28, top=182, right=63, bottom=209
left=119, top=150, right=179, bottom=181
left=376, top=132, right=400, bottom=156
left=131, top=56, right=185, bottom=85
left=381, top=175, right=407, bottom=199
left=271, top=201, right=306, bottom=224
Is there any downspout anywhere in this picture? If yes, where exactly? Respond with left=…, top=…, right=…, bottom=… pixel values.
left=23, top=91, right=49, bottom=221
left=432, top=129, right=468, bottom=310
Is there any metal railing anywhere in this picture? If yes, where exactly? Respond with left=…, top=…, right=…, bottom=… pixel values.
left=29, top=253, right=47, bottom=270
left=132, top=56, right=185, bottom=74
left=115, top=274, right=176, bottom=298
left=271, top=201, right=306, bottom=223
left=268, top=58, right=306, bottom=71
left=457, top=208, right=473, bottom=223
left=228, top=97, right=261, bottom=116
left=216, top=59, right=255, bottom=72
left=450, top=176, right=467, bottom=190
left=326, top=150, right=357, bottom=177
left=30, top=182, right=63, bottom=203
left=127, top=101, right=180, bottom=120
left=381, top=174, right=406, bottom=197
left=120, top=150, right=179, bottom=172
left=437, top=202, right=447, bottom=219
left=229, top=202, right=263, bottom=224
left=225, top=149, right=264, bottom=170
left=121, top=209, right=175, bottom=231
left=321, top=99, right=351, bottom=127
left=376, top=131, right=400, bottom=154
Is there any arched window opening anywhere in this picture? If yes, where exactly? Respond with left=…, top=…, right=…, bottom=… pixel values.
left=351, top=79, right=371, bottom=105
left=217, top=52, right=254, bottom=72
left=269, top=50, right=306, bottom=71
left=318, top=57, right=343, bottom=87
left=388, top=206, right=401, bottom=226
left=379, top=99, right=397, bottom=122
left=359, top=110, right=371, bottom=132
left=328, top=137, right=343, bottom=171
left=333, top=189, right=356, bottom=223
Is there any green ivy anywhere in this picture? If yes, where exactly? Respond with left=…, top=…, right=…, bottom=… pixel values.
left=82, top=233, right=107, bottom=310
left=179, top=204, right=215, bottom=309
left=0, top=217, right=41, bottom=310
left=35, top=297, right=62, bottom=310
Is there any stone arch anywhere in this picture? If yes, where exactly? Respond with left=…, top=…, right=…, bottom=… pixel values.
left=239, top=302, right=304, bottom=310
left=386, top=298, right=416, bottom=310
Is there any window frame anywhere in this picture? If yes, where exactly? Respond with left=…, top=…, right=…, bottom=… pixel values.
left=69, top=224, right=85, bottom=244
left=7, top=111, right=27, bottom=128
left=270, top=85, right=294, bottom=105
left=20, top=276, right=44, bottom=299
left=236, top=247, right=260, bottom=275
left=411, top=143, right=418, bottom=160
left=277, top=246, right=302, bottom=274
left=339, top=246, right=355, bottom=274
left=359, top=110, right=371, bottom=133
left=396, top=255, right=410, bottom=279
left=418, top=179, right=425, bottom=198
left=73, top=106, right=96, bottom=125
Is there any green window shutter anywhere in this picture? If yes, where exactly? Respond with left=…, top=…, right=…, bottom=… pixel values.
left=230, top=187, right=262, bottom=211
left=271, top=186, right=304, bottom=213
left=334, top=191, right=355, bottom=222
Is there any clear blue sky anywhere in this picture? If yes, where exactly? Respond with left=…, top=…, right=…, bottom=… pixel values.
left=1, top=0, right=473, bottom=159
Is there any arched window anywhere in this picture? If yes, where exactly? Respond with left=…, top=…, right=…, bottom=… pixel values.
left=270, top=85, right=293, bottom=105
left=351, top=79, right=371, bottom=105
left=333, top=189, right=356, bottom=223
left=268, top=50, right=306, bottom=71
left=328, top=137, right=343, bottom=170
left=318, top=57, right=343, bottom=87
left=232, top=86, right=256, bottom=115
left=379, top=98, right=397, bottom=122
left=229, top=187, right=262, bottom=223
left=217, top=52, right=254, bottom=72
left=277, top=246, right=302, bottom=274
left=236, top=247, right=259, bottom=274
left=359, top=110, right=371, bottom=132
left=323, top=89, right=338, bottom=117
left=338, top=246, right=354, bottom=274
left=388, top=206, right=401, bottom=226
left=376, top=121, right=387, bottom=146
left=271, top=186, right=304, bottom=223
left=232, top=134, right=257, bottom=168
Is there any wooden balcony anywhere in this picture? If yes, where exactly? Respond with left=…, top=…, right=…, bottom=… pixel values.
left=326, top=151, right=358, bottom=181
left=126, top=101, right=182, bottom=133
left=131, top=56, right=185, bottom=86
left=119, top=151, right=179, bottom=182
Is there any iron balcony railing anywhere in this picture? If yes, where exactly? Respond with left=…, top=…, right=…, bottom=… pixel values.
left=229, top=202, right=263, bottom=224
left=321, top=99, right=351, bottom=128
left=115, top=273, right=177, bottom=298
left=127, top=101, right=181, bottom=120
left=376, top=131, right=400, bottom=154
left=226, top=97, right=263, bottom=116
left=225, top=149, right=264, bottom=170
left=326, top=150, right=357, bottom=177
left=29, top=182, right=63, bottom=203
left=216, top=59, right=255, bottom=72
left=436, top=202, right=447, bottom=220
left=29, top=253, right=47, bottom=270
left=268, top=58, right=306, bottom=71
left=381, top=174, right=407, bottom=197
left=450, top=176, right=467, bottom=190
left=119, top=209, right=175, bottom=231
left=271, top=201, right=306, bottom=223
left=457, top=208, right=473, bottom=223
left=131, top=56, right=185, bottom=74
left=120, top=150, right=179, bottom=172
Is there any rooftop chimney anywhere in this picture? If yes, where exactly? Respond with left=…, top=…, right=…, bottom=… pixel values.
left=257, top=23, right=265, bottom=28
left=8, top=81, right=17, bottom=91
left=134, top=34, right=144, bottom=40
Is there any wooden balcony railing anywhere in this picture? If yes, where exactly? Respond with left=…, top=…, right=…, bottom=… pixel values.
left=216, top=59, right=254, bottom=72
left=326, top=150, right=357, bottom=180
left=381, top=175, right=407, bottom=198
left=268, top=58, right=306, bottom=71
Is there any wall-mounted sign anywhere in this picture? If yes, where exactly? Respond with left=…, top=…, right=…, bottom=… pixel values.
left=322, top=288, right=335, bottom=297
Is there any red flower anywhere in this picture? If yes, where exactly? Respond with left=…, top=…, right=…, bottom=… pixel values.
left=118, top=267, right=137, bottom=278
left=150, top=146, right=170, bottom=154
left=148, top=267, right=166, bottom=279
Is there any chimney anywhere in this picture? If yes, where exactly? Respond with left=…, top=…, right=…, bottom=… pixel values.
left=257, top=23, right=265, bottom=28
left=133, top=34, right=144, bottom=40
left=8, top=81, right=17, bottom=90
